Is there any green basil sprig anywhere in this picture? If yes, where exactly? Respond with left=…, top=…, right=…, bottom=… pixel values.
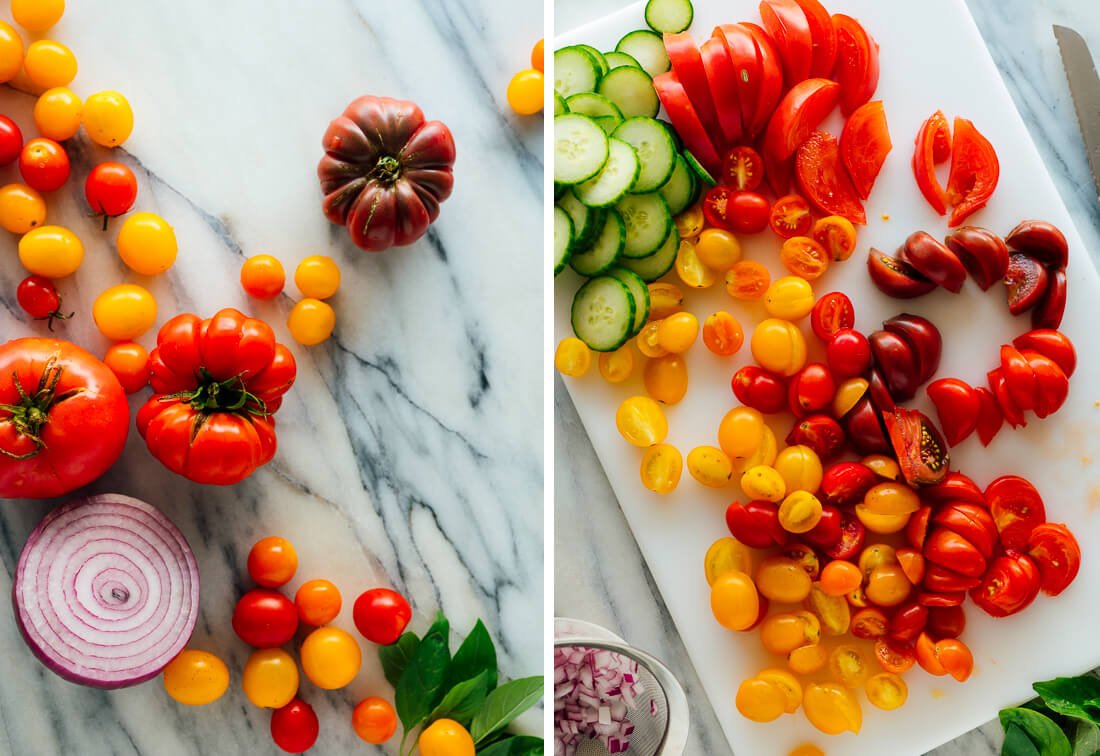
left=999, top=673, right=1100, bottom=756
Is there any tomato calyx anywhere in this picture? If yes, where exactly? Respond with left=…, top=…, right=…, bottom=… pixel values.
left=372, top=154, right=403, bottom=185
left=162, top=368, right=269, bottom=419
left=0, top=357, right=77, bottom=460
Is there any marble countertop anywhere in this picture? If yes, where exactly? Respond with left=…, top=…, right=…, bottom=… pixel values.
left=554, top=1, right=1100, bottom=754
left=0, top=1, right=543, bottom=754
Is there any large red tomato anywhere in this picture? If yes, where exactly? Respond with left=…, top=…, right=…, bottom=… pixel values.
left=318, top=95, right=456, bottom=252
left=0, top=339, right=129, bottom=498
left=137, top=309, right=296, bottom=485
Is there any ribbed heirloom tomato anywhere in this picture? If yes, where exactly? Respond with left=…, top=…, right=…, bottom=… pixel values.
left=137, top=308, right=297, bottom=485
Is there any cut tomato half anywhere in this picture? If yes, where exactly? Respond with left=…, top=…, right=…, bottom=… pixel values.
left=1027, top=523, right=1081, bottom=596
left=831, top=13, right=879, bottom=116
left=913, top=111, right=950, bottom=215
left=840, top=100, right=891, bottom=200
left=945, top=117, right=999, bottom=227
left=974, top=386, right=1003, bottom=446
left=763, top=78, right=841, bottom=161
left=715, top=24, right=762, bottom=140
left=985, top=475, right=1046, bottom=552
left=796, top=130, right=867, bottom=225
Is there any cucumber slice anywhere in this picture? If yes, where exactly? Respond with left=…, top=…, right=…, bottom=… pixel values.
left=573, top=137, right=640, bottom=208
left=554, top=46, right=601, bottom=97
left=617, top=192, right=673, bottom=258
left=555, top=182, right=567, bottom=201
left=557, top=191, right=601, bottom=249
left=657, top=118, right=683, bottom=151
left=570, top=209, right=625, bottom=277
left=612, top=117, right=676, bottom=193
left=575, top=44, right=609, bottom=78
left=603, top=51, right=641, bottom=70
left=619, top=226, right=679, bottom=281
left=594, top=114, right=624, bottom=135
left=570, top=276, right=636, bottom=352
left=684, top=150, right=717, bottom=186
left=645, top=0, right=694, bottom=33
left=597, top=66, right=660, bottom=119
left=554, top=114, right=609, bottom=185
left=565, top=92, right=623, bottom=120
left=608, top=266, right=650, bottom=335
left=554, top=91, right=568, bottom=117
left=658, top=153, right=696, bottom=215
left=615, top=29, right=671, bottom=78
left=554, top=205, right=574, bottom=276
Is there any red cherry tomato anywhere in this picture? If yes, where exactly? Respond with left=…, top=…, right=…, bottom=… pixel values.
left=731, top=365, right=788, bottom=414
left=85, top=162, right=137, bottom=227
left=769, top=194, right=812, bottom=239
left=788, top=362, right=837, bottom=415
left=726, top=500, right=787, bottom=549
left=970, top=552, right=1041, bottom=618
left=923, top=528, right=986, bottom=578
left=826, top=328, right=871, bottom=379
left=233, top=589, right=299, bottom=648
left=819, top=461, right=877, bottom=508
left=926, top=605, right=965, bottom=639
left=797, top=129, right=866, bottom=225
left=787, top=414, right=845, bottom=459
left=832, top=14, right=880, bottom=116
left=704, top=186, right=770, bottom=234
left=985, top=475, right=1046, bottom=551
left=16, top=274, right=71, bottom=329
left=0, top=115, right=23, bottom=166
left=271, top=698, right=319, bottom=754
left=1027, top=523, right=1081, bottom=596
left=18, top=137, right=70, bottom=192
left=889, top=601, right=928, bottom=642
left=824, top=511, right=866, bottom=560
left=810, top=293, right=855, bottom=342
left=722, top=145, right=764, bottom=191
left=906, top=505, right=932, bottom=550
left=352, top=588, right=412, bottom=645
left=926, top=378, right=980, bottom=446
left=840, top=100, right=891, bottom=199
left=945, top=117, right=999, bottom=227
left=932, top=502, right=997, bottom=558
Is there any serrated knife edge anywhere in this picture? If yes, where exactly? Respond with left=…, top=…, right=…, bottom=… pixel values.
left=1054, top=24, right=1100, bottom=202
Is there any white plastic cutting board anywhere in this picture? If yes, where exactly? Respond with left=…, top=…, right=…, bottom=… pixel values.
left=555, top=1, right=1100, bottom=754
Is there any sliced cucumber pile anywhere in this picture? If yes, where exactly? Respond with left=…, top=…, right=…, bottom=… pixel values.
left=554, top=205, right=574, bottom=276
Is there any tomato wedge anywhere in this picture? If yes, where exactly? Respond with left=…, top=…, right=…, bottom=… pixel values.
left=945, top=117, right=999, bottom=227
left=985, top=475, right=1046, bottom=551
left=664, top=33, right=723, bottom=146
left=987, top=367, right=1026, bottom=429
left=763, top=78, right=841, bottom=161
left=1000, top=344, right=1037, bottom=413
left=974, top=386, right=1003, bottom=446
left=970, top=552, right=1041, bottom=618
left=1027, top=523, right=1081, bottom=596
left=794, top=0, right=837, bottom=77
left=840, top=100, right=892, bottom=200
left=715, top=24, right=762, bottom=139
left=832, top=14, right=879, bottom=116
left=926, top=378, right=980, bottom=447
left=743, top=23, right=785, bottom=139
left=921, top=471, right=986, bottom=508
left=759, top=0, right=813, bottom=85
left=796, top=130, right=867, bottom=224
left=932, top=503, right=997, bottom=559
left=653, top=72, right=723, bottom=176
left=923, top=528, right=987, bottom=578
left=1021, top=350, right=1069, bottom=419
left=1013, top=329, right=1076, bottom=378
left=913, top=110, right=950, bottom=215
left=699, top=38, right=744, bottom=149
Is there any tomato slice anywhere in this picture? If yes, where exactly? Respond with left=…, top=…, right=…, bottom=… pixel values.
left=925, top=378, right=980, bottom=447
left=945, top=117, right=999, bottom=227
left=931, top=117, right=952, bottom=163
left=970, top=552, right=1041, bottom=618
left=896, top=548, right=926, bottom=585
left=743, top=23, right=785, bottom=139
left=923, top=528, right=987, bottom=578
left=699, top=37, right=743, bottom=148
left=653, top=72, right=723, bottom=176
left=985, top=475, right=1046, bottom=551
left=889, top=602, right=928, bottom=642
left=1027, top=523, right=1081, bottom=596
left=769, top=193, right=812, bottom=239
left=793, top=0, right=837, bottom=77
left=921, top=471, right=986, bottom=508
left=926, top=606, right=965, bottom=639
left=763, top=78, right=841, bottom=161
left=875, top=637, right=916, bottom=674
left=917, top=590, right=965, bottom=607
left=1022, top=351, right=1069, bottom=419
left=723, top=146, right=765, bottom=192
left=840, top=100, right=892, bottom=200
left=715, top=24, right=762, bottom=140
left=1013, top=329, right=1076, bottom=378
left=759, top=0, right=813, bottom=85
left=1000, top=344, right=1037, bottom=413
left=851, top=607, right=888, bottom=639
left=932, top=503, right=997, bottom=559
left=986, top=367, right=1026, bottom=429
left=664, top=32, right=723, bottom=146
left=831, top=14, right=879, bottom=116
left=796, top=130, right=866, bottom=224
left=913, top=111, right=950, bottom=216
left=810, top=292, right=854, bottom=341
left=922, top=564, right=980, bottom=593
left=974, top=386, right=1003, bottom=446
left=905, top=505, right=932, bottom=550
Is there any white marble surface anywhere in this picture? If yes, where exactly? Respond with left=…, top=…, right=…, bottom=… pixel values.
left=0, top=1, right=543, bottom=754
left=554, top=1, right=1100, bottom=754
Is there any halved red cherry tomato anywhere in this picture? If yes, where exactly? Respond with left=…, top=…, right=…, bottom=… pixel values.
left=723, top=146, right=764, bottom=191
left=832, top=14, right=880, bottom=116
left=985, top=475, right=1045, bottom=551
left=922, top=565, right=978, bottom=593
left=851, top=607, right=888, bottom=639
left=1000, top=345, right=1037, bottom=413
left=826, top=329, right=871, bottom=379
left=926, top=605, right=965, bottom=639
left=923, top=528, right=986, bottom=578
left=654, top=73, right=722, bottom=176
left=1027, top=523, right=1081, bottom=596
left=945, top=117, right=999, bottom=227
left=922, top=471, right=986, bottom=507
left=704, top=187, right=770, bottom=234
left=874, top=637, right=915, bottom=674
left=889, top=602, right=928, bottom=642
left=726, top=500, right=787, bottom=548
left=820, top=461, right=878, bottom=507
left=732, top=365, right=788, bottom=414
left=987, top=368, right=1026, bottom=429
left=788, top=414, right=845, bottom=460
left=975, top=386, right=1003, bottom=446
left=810, top=293, right=855, bottom=342
left=1013, top=329, right=1076, bottom=378
left=759, top=0, right=814, bottom=84
left=970, top=552, right=1041, bottom=618
left=926, top=378, right=980, bottom=447
left=905, top=505, right=932, bottom=550
left=932, top=503, right=997, bottom=559
left=918, top=590, right=965, bottom=607
left=803, top=504, right=842, bottom=548
left=840, top=100, right=891, bottom=200
left=1021, top=350, right=1069, bottom=419
left=824, top=512, right=866, bottom=560
left=764, top=78, right=841, bottom=161
left=794, top=0, right=837, bottom=77
left=769, top=194, right=812, bottom=239
left=913, top=111, right=950, bottom=215
left=896, top=548, right=925, bottom=585
left=796, top=130, right=867, bottom=224
left=664, top=32, right=723, bottom=147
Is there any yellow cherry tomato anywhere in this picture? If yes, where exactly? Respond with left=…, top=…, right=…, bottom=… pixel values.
left=93, top=284, right=157, bottom=341
left=0, top=184, right=46, bottom=234
left=675, top=238, right=716, bottom=288
left=773, top=445, right=823, bottom=494
left=702, top=311, right=743, bottom=356
left=803, top=682, right=862, bottom=735
left=764, top=276, right=815, bottom=320
left=647, top=282, right=683, bottom=320
left=674, top=203, right=704, bottom=239
left=813, top=215, right=858, bottom=261
left=717, top=406, right=765, bottom=460
left=33, top=87, right=82, bottom=141
left=240, top=254, right=286, bottom=300
left=858, top=543, right=897, bottom=580
left=790, top=745, right=825, bottom=756
left=643, top=353, right=688, bottom=404
left=855, top=505, right=911, bottom=535
left=761, top=611, right=820, bottom=655
left=865, top=564, right=911, bottom=607
left=730, top=425, right=777, bottom=474
left=703, top=537, right=752, bottom=585
left=806, top=583, right=851, bottom=635
left=418, top=718, right=475, bottom=756
left=531, top=39, right=545, bottom=72
left=829, top=645, right=870, bottom=689
left=862, top=481, right=920, bottom=515
left=756, top=555, right=813, bottom=603
left=242, top=648, right=299, bottom=709
left=294, top=255, right=340, bottom=299
left=789, top=643, right=828, bottom=675
left=12, top=0, right=65, bottom=31
left=117, top=212, right=178, bottom=275
left=18, top=225, right=82, bottom=278
left=695, top=228, right=742, bottom=270
left=865, top=672, right=908, bottom=710
left=23, top=40, right=76, bottom=90
left=688, top=446, right=734, bottom=488
left=710, top=571, right=760, bottom=631
left=640, top=443, right=682, bottom=494
left=736, top=677, right=786, bottom=722
left=751, top=318, right=808, bottom=376
left=598, top=344, right=634, bottom=382
left=862, top=454, right=902, bottom=480
left=163, top=649, right=230, bottom=706
left=83, top=90, right=134, bottom=147
left=832, top=377, right=869, bottom=418
left=779, top=491, right=823, bottom=534
left=507, top=69, right=544, bottom=115
left=615, top=395, right=667, bottom=447
left=0, top=22, right=24, bottom=83
left=300, top=627, right=362, bottom=690
left=555, top=337, right=591, bottom=377
left=758, top=668, right=803, bottom=713
left=741, top=464, right=787, bottom=502
left=288, top=298, right=336, bottom=345
left=635, top=320, right=668, bottom=358
left=656, top=311, right=698, bottom=353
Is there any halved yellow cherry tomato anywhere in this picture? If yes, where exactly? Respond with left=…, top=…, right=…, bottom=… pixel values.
left=647, top=282, right=683, bottom=320
left=862, top=454, right=901, bottom=480
left=730, top=426, right=777, bottom=474
left=640, top=443, right=682, bottom=494
left=833, top=377, right=869, bottom=417
left=674, top=203, right=704, bottom=239
left=813, top=215, right=858, bottom=261
left=704, top=537, right=752, bottom=585
left=829, top=644, right=871, bottom=688
left=865, top=564, right=912, bottom=607
left=695, top=228, right=742, bottom=270
left=702, top=311, right=744, bottom=356
left=598, top=344, right=634, bottom=382
left=806, top=583, right=851, bottom=635
left=803, top=682, right=862, bottom=735
left=675, top=239, right=716, bottom=288
left=758, top=669, right=803, bottom=713
left=741, top=464, right=786, bottom=502
left=555, top=337, right=591, bottom=377
left=855, top=505, right=912, bottom=535
left=635, top=320, right=668, bottom=358
left=616, top=396, right=668, bottom=447
left=865, top=672, right=908, bottom=710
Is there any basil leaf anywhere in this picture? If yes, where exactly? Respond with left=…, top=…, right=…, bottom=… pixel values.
left=447, top=619, right=498, bottom=692
left=396, top=627, right=451, bottom=731
left=427, top=671, right=489, bottom=728
left=380, top=632, right=420, bottom=689
left=1004, top=723, right=1043, bottom=756
left=1035, top=677, right=1100, bottom=726
left=470, top=676, right=544, bottom=744
left=1073, top=721, right=1100, bottom=756
left=1000, top=707, right=1073, bottom=756
left=477, top=735, right=545, bottom=755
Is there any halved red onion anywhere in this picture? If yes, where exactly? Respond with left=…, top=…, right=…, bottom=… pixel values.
left=13, top=494, right=200, bottom=688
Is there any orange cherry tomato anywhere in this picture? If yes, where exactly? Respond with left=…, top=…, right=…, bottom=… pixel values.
left=702, top=311, right=744, bottom=356
left=103, top=341, right=150, bottom=394
left=820, top=560, right=861, bottom=596
left=352, top=696, right=398, bottom=744
left=247, top=536, right=298, bottom=588
left=241, top=254, right=286, bottom=300
left=295, top=579, right=342, bottom=626
left=770, top=194, right=812, bottom=239
left=725, top=260, right=771, bottom=300
left=780, top=236, right=830, bottom=280
left=531, top=39, right=545, bottom=72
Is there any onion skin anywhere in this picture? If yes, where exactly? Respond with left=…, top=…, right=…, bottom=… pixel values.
left=13, top=494, right=200, bottom=688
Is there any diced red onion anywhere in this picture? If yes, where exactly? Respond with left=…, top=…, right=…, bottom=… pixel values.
left=13, top=494, right=200, bottom=688
left=554, top=645, right=650, bottom=755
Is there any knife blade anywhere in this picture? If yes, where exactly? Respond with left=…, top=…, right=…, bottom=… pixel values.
left=1054, top=24, right=1100, bottom=201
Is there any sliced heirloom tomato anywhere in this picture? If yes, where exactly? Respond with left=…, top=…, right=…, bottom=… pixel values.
left=831, top=14, right=879, bottom=116
left=1006, top=220, right=1069, bottom=268
left=664, top=33, right=723, bottom=145
left=987, top=368, right=1026, bottom=429
left=840, top=101, right=891, bottom=200
left=713, top=25, right=762, bottom=140
left=654, top=73, right=723, bottom=176
left=743, top=23, right=785, bottom=139
left=883, top=407, right=949, bottom=487
left=843, top=398, right=890, bottom=455
left=944, top=225, right=1009, bottom=291
left=867, top=249, right=936, bottom=299
left=905, top=505, right=932, bottom=550
left=759, top=0, right=814, bottom=84
left=1004, top=253, right=1049, bottom=315
left=764, top=79, right=841, bottom=162
left=1027, top=523, right=1081, bottom=596
left=932, top=503, right=997, bottom=558
left=1032, top=267, right=1067, bottom=330
left=794, top=0, right=837, bottom=77
left=700, top=38, right=744, bottom=148
left=975, top=386, right=1004, bottom=446
left=985, top=475, right=1045, bottom=551
left=913, top=111, right=950, bottom=216
left=970, top=552, right=1041, bottom=618
left=1000, top=345, right=1037, bottom=413
left=797, top=130, right=867, bottom=224
left=945, top=117, right=999, bottom=227
left=926, top=378, right=980, bottom=446
left=1013, top=329, right=1076, bottom=378
left=1021, top=350, right=1069, bottom=419
left=868, top=331, right=920, bottom=402
left=882, top=313, right=942, bottom=384
left=769, top=194, right=812, bottom=238
left=922, top=471, right=985, bottom=507
left=901, top=231, right=967, bottom=293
